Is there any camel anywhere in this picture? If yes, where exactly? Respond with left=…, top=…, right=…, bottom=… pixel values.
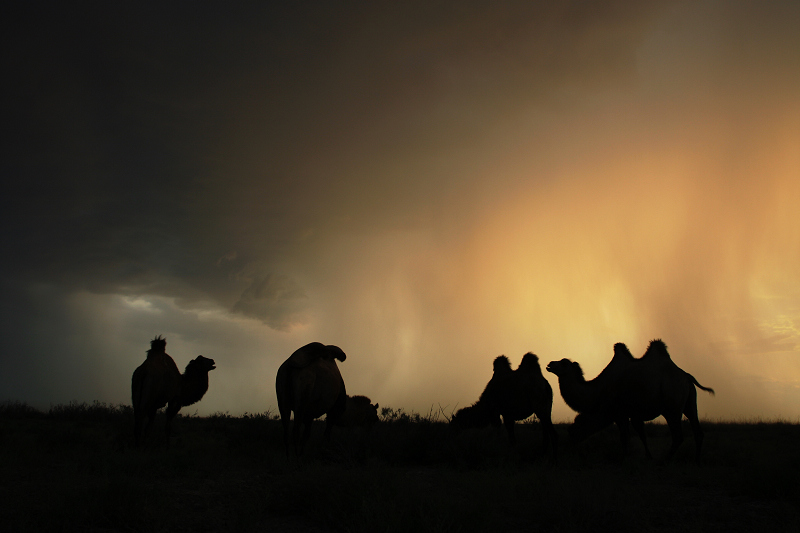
left=275, top=342, right=348, bottom=456
left=546, top=343, right=635, bottom=414
left=545, top=343, right=646, bottom=453
left=549, top=340, right=714, bottom=460
left=333, top=395, right=380, bottom=429
left=131, top=336, right=216, bottom=447
left=451, top=353, right=558, bottom=461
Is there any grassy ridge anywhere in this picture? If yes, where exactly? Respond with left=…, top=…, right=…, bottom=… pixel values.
left=1, top=401, right=799, bottom=532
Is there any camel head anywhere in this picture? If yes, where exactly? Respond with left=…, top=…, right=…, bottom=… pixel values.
left=347, top=395, right=380, bottom=427
left=493, top=355, right=512, bottom=374
left=545, top=358, right=584, bottom=380
left=367, top=402, right=379, bottom=425
left=185, top=355, right=216, bottom=375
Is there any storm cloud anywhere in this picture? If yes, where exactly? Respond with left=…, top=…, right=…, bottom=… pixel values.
left=1, top=1, right=799, bottom=419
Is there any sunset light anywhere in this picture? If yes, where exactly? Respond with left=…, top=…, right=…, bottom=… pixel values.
left=2, top=1, right=799, bottom=423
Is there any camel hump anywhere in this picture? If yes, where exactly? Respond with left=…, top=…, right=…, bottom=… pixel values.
left=644, top=339, right=670, bottom=357
left=518, top=352, right=542, bottom=372
left=613, top=343, right=634, bottom=360
left=493, top=355, right=513, bottom=373
left=146, top=335, right=168, bottom=359
left=285, top=342, right=347, bottom=368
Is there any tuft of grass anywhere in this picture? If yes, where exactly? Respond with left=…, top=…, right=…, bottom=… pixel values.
left=0, top=400, right=45, bottom=419
left=47, top=400, right=133, bottom=421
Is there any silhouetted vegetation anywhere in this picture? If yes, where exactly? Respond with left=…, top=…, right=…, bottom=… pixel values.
left=1, top=401, right=799, bottom=532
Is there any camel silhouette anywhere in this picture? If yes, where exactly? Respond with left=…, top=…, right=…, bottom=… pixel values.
left=131, top=336, right=216, bottom=447
left=549, top=340, right=714, bottom=460
left=451, top=353, right=558, bottom=461
left=275, top=342, right=347, bottom=456
left=546, top=343, right=645, bottom=453
left=333, top=395, right=380, bottom=429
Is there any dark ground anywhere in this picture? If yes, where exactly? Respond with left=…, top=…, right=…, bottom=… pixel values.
left=1, top=402, right=798, bottom=532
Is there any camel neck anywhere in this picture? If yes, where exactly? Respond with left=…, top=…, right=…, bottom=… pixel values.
left=180, top=373, right=209, bottom=406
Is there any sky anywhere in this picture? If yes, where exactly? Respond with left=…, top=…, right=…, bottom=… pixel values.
left=2, top=1, right=799, bottom=422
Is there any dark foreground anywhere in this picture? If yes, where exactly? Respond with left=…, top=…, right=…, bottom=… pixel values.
left=1, top=402, right=798, bottom=532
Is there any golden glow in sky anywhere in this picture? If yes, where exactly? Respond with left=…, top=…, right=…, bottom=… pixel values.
left=2, top=1, right=799, bottom=422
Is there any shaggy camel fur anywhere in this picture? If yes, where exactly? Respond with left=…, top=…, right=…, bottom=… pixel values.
left=131, top=336, right=216, bottom=447
left=451, top=353, right=558, bottom=461
left=275, top=342, right=348, bottom=456
left=552, top=340, right=714, bottom=460
left=333, top=395, right=380, bottom=429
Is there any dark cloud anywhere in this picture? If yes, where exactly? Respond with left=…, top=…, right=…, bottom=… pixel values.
left=1, top=1, right=798, bottom=418
left=0, top=0, right=670, bottom=320
left=232, top=272, right=309, bottom=330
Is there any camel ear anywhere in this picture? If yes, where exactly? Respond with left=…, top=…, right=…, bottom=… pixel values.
left=373, top=403, right=379, bottom=410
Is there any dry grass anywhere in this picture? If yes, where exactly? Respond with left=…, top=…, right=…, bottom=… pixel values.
left=1, top=401, right=798, bottom=532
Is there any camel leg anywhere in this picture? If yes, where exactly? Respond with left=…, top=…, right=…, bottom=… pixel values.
left=164, top=401, right=181, bottom=447
left=279, top=405, right=292, bottom=457
left=293, top=418, right=304, bottom=456
left=615, top=416, right=631, bottom=457
left=281, top=416, right=292, bottom=458
left=281, top=418, right=290, bottom=457
left=134, top=412, right=144, bottom=447
left=684, top=402, right=705, bottom=461
left=300, top=418, right=314, bottom=455
left=139, top=408, right=157, bottom=446
left=664, top=413, right=685, bottom=460
left=503, top=417, right=517, bottom=446
left=540, top=413, right=558, bottom=463
left=630, top=418, right=653, bottom=459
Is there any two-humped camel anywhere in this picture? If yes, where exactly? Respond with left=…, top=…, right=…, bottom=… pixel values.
left=275, top=342, right=348, bottom=456
left=451, top=353, right=558, bottom=461
left=547, top=340, right=714, bottom=460
left=131, top=335, right=216, bottom=447
left=546, top=343, right=641, bottom=452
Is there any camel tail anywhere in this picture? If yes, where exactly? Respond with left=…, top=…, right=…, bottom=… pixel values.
left=687, top=372, right=715, bottom=396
